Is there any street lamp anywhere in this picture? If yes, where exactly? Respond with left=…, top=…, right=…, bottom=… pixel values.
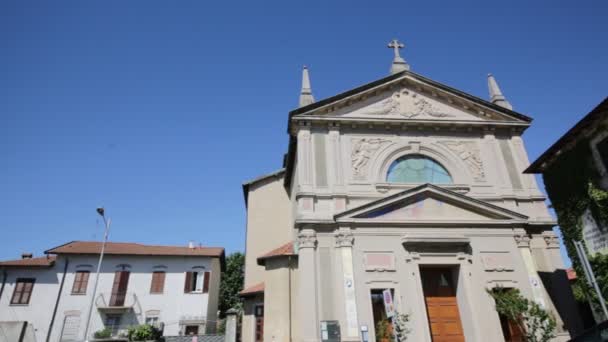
left=83, top=207, right=111, bottom=341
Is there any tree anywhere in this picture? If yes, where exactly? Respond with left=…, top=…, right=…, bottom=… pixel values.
left=219, top=252, right=244, bottom=317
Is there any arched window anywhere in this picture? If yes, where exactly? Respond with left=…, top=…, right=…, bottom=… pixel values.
left=387, top=155, right=452, bottom=184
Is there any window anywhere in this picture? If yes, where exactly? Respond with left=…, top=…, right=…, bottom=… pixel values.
left=104, top=314, right=121, bottom=336
left=184, top=271, right=210, bottom=293
left=184, top=325, right=199, bottom=336
left=387, top=155, right=452, bottom=184
left=11, top=278, right=35, bottom=305
left=254, top=305, right=264, bottom=342
left=71, top=271, right=90, bottom=295
left=150, top=271, right=165, bottom=294
left=145, top=316, right=160, bottom=327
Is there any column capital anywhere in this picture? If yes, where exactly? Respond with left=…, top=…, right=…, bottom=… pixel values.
left=335, top=228, right=354, bottom=248
left=297, top=229, right=317, bottom=249
left=514, top=233, right=531, bottom=248
left=543, top=231, right=560, bottom=249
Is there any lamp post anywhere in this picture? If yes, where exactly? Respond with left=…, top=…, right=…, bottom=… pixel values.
left=83, top=207, right=111, bottom=341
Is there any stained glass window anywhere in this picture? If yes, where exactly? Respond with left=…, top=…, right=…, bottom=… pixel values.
left=386, top=155, right=452, bottom=184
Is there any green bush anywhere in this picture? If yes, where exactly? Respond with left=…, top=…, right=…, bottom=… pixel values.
left=127, top=324, right=161, bottom=341
left=488, top=288, right=556, bottom=342
left=93, top=328, right=112, bottom=339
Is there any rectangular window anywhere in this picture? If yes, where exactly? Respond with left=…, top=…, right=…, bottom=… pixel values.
left=11, top=278, right=35, bottom=305
left=145, top=316, right=160, bottom=328
left=105, top=314, right=121, bottom=336
left=150, top=271, right=165, bottom=294
left=184, top=271, right=210, bottom=293
left=185, top=325, right=199, bottom=336
left=71, top=271, right=90, bottom=294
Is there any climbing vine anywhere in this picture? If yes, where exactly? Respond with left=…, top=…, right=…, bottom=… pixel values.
left=488, top=288, right=556, bottom=342
left=542, top=139, right=608, bottom=306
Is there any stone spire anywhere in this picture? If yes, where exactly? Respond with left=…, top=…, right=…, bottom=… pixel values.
left=487, top=73, right=513, bottom=110
left=388, top=39, right=410, bottom=74
left=299, top=66, right=315, bottom=107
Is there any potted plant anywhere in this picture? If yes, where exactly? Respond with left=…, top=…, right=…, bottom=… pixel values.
left=127, top=324, right=162, bottom=342
left=375, top=319, right=393, bottom=342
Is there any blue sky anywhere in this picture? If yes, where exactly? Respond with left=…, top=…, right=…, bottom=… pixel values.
left=0, top=0, right=606, bottom=262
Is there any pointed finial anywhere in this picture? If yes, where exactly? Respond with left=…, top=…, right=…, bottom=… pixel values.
left=487, top=73, right=513, bottom=110
left=388, top=39, right=410, bottom=74
left=299, top=65, right=315, bottom=107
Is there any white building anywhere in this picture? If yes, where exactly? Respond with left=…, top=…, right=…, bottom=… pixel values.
left=0, top=241, right=225, bottom=341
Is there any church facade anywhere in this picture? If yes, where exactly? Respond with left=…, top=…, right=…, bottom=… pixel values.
left=240, top=42, right=580, bottom=342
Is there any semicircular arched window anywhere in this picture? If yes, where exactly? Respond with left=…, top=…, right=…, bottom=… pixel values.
left=386, top=155, right=453, bottom=184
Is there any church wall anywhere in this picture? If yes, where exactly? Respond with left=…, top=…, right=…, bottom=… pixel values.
left=293, top=125, right=551, bottom=224
left=342, top=227, right=536, bottom=342
left=243, top=176, right=292, bottom=288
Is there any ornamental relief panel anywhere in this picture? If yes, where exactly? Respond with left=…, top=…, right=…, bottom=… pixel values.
left=360, top=89, right=454, bottom=119
left=438, top=140, right=485, bottom=181
left=351, top=137, right=392, bottom=179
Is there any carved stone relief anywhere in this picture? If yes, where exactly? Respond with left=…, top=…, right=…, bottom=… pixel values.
left=351, top=137, right=392, bottom=179
left=361, top=89, right=453, bottom=119
left=335, top=229, right=354, bottom=248
left=439, top=140, right=485, bottom=181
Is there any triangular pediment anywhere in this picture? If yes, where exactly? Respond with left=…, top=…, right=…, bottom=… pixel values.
left=335, top=184, right=528, bottom=225
left=290, top=71, right=531, bottom=125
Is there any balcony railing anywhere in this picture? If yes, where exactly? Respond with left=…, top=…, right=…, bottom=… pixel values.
left=95, top=292, right=139, bottom=312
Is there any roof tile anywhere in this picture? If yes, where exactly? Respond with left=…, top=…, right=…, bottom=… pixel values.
left=45, top=241, right=224, bottom=258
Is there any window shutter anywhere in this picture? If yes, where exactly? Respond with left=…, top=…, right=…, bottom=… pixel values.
left=202, top=272, right=210, bottom=293
left=184, top=272, right=192, bottom=293
left=151, top=271, right=165, bottom=293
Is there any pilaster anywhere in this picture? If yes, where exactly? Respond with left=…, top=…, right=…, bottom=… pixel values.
left=297, top=229, right=319, bottom=342
left=334, top=228, right=359, bottom=340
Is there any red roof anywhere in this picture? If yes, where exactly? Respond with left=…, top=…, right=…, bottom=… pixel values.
left=45, top=241, right=224, bottom=258
left=257, top=242, right=295, bottom=265
left=567, top=268, right=577, bottom=280
left=239, top=282, right=264, bottom=297
left=0, top=255, right=56, bottom=268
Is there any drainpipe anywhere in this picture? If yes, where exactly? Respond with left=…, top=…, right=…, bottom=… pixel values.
left=288, top=256, right=292, bottom=342
left=46, top=257, right=69, bottom=342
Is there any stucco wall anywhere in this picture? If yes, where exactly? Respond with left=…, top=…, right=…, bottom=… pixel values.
left=243, top=176, right=293, bottom=288
left=0, top=266, right=60, bottom=342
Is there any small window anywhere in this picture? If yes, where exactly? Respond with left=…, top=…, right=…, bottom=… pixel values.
left=145, top=316, right=160, bottom=328
left=11, top=278, right=35, bottom=305
left=150, top=271, right=166, bottom=294
left=387, top=155, right=452, bottom=184
left=72, top=271, right=90, bottom=295
left=184, top=325, right=199, bottom=336
left=184, top=271, right=210, bottom=293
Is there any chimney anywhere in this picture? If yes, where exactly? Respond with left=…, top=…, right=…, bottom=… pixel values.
left=21, top=253, right=33, bottom=259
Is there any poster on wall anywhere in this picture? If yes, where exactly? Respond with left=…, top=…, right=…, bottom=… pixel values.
left=582, top=208, right=608, bottom=255
left=382, top=289, right=395, bottom=318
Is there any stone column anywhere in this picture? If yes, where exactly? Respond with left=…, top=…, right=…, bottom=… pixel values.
left=297, top=229, right=319, bottom=342
left=335, top=228, right=359, bottom=340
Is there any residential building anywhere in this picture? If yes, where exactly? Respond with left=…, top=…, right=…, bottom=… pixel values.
left=240, top=41, right=582, bottom=341
left=0, top=241, right=225, bottom=341
left=526, top=97, right=608, bottom=325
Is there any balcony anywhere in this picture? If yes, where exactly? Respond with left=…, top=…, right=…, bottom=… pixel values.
left=95, top=292, right=139, bottom=313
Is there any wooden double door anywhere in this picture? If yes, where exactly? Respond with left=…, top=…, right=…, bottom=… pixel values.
left=421, top=268, right=465, bottom=342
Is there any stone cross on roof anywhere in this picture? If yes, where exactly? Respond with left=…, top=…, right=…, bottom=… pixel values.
left=388, top=39, right=410, bottom=74
left=388, top=39, right=404, bottom=59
